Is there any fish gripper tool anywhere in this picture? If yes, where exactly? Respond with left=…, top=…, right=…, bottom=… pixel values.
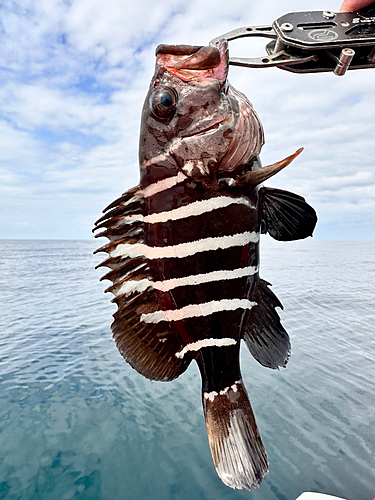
left=210, top=5, right=375, bottom=75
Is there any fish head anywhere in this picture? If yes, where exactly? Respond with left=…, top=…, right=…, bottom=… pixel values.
left=139, top=40, right=264, bottom=184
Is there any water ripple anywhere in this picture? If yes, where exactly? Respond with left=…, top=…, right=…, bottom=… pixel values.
left=0, top=239, right=374, bottom=500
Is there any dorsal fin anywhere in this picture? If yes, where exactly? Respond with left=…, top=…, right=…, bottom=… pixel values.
left=93, top=186, right=192, bottom=381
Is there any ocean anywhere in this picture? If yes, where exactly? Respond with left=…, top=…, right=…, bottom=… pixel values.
left=0, top=238, right=374, bottom=500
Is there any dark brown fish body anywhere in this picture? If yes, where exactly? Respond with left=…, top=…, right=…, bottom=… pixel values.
left=94, top=40, right=317, bottom=490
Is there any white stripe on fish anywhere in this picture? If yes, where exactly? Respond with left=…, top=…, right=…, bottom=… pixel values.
left=113, top=195, right=255, bottom=227
left=112, top=213, right=143, bottom=228
left=139, top=171, right=187, bottom=198
left=175, top=338, right=237, bottom=359
left=115, top=265, right=259, bottom=297
left=110, top=231, right=260, bottom=260
left=204, top=382, right=240, bottom=402
left=153, top=265, right=259, bottom=292
left=140, top=298, right=257, bottom=324
left=144, top=196, right=255, bottom=223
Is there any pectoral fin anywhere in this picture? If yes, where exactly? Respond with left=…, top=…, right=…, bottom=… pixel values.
left=260, top=187, right=317, bottom=241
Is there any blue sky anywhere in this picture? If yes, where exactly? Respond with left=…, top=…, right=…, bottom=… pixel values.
left=0, top=0, right=374, bottom=240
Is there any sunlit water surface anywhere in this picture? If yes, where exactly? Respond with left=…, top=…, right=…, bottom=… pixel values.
left=0, top=239, right=374, bottom=500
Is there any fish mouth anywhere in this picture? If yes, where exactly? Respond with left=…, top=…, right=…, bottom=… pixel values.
left=156, top=44, right=221, bottom=70
left=156, top=40, right=229, bottom=85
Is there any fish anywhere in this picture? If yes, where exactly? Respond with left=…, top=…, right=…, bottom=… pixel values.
left=93, top=40, right=317, bottom=490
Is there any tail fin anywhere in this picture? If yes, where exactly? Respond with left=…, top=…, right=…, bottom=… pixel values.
left=203, top=381, right=268, bottom=490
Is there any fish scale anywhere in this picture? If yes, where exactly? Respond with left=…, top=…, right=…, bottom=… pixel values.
left=94, top=39, right=317, bottom=491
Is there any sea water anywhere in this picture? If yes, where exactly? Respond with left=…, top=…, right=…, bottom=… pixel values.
left=0, top=239, right=374, bottom=500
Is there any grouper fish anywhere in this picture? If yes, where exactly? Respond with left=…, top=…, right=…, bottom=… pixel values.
left=93, top=40, right=317, bottom=490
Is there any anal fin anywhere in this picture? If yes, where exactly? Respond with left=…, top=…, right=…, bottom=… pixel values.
left=242, top=280, right=290, bottom=369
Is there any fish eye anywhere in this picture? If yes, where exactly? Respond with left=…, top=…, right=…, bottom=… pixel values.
left=150, top=87, right=177, bottom=120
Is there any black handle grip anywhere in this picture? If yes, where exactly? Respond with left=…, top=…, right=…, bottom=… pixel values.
left=274, top=7, right=375, bottom=49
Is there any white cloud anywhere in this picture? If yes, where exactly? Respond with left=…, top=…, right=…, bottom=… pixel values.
left=0, top=0, right=373, bottom=239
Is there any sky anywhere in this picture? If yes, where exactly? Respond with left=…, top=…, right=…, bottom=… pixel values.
left=0, top=0, right=374, bottom=240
